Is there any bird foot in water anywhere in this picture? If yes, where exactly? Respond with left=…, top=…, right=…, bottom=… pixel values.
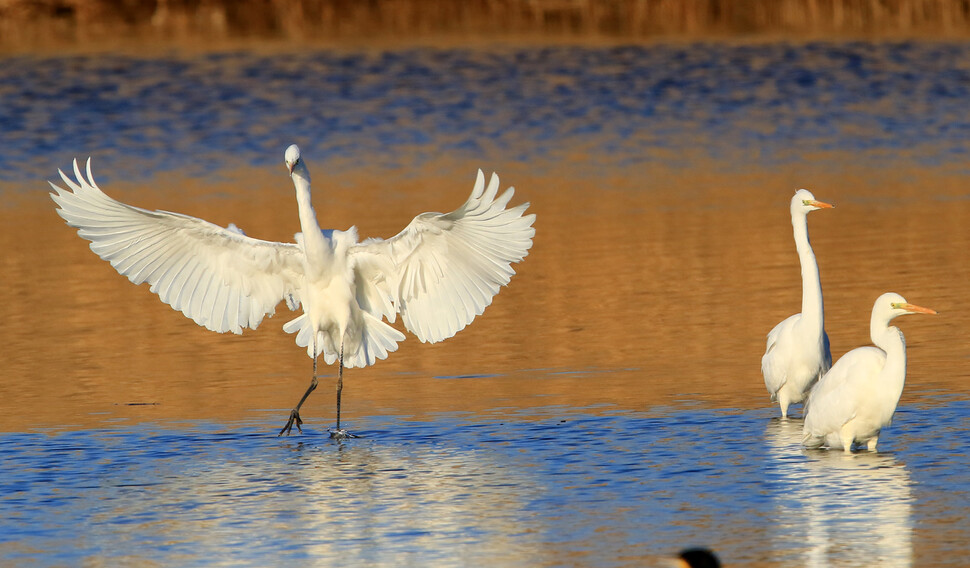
left=278, top=409, right=304, bottom=436
left=329, top=428, right=358, bottom=440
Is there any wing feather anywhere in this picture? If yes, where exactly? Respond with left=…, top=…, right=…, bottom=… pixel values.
left=803, top=346, right=886, bottom=443
left=188, top=266, right=215, bottom=323
left=762, top=314, right=797, bottom=395
left=170, top=257, right=204, bottom=313
left=350, top=170, right=536, bottom=343
left=50, top=158, right=305, bottom=334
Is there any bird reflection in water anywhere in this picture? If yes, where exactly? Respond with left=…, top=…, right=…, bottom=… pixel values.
left=765, top=418, right=913, bottom=567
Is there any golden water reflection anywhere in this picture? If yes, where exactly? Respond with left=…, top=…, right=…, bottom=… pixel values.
left=1, top=159, right=967, bottom=432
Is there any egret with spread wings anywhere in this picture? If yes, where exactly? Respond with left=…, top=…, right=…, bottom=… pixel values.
left=50, top=145, right=536, bottom=437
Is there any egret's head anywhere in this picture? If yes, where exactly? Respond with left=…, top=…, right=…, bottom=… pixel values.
left=284, top=144, right=302, bottom=175
left=791, top=188, right=834, bottom=214
left=878, top=292, right=937, bottom=321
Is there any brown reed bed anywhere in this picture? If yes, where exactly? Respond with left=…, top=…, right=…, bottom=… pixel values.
left=2, top=0, right=970, bottom=50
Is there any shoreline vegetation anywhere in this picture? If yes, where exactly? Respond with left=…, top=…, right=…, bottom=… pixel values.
left=1, top=0, right=970, bottom=51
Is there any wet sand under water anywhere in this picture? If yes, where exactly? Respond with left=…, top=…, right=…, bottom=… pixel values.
left=1, top=158, right=967, bottom=432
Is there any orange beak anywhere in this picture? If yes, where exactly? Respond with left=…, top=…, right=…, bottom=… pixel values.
left=900, top=303, right=937, bottom=315
left=807, top=199, right=834, bottom=209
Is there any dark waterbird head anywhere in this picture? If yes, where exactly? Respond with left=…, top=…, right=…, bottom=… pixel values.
left=677, top=547, right=720, bottom=568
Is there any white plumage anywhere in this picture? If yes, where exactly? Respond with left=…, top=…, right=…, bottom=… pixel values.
left=802, top=292, right=936, bottom=452
left=50, top=145, right=536, bottom=435
left=762, top=189, right=834, bottom=418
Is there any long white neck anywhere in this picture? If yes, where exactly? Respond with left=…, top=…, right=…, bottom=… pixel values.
left=872, top=323, right=908, bottom=408
left=291, top=169, right=329, bottom=260
left=793, top=211, right=824, bottom=333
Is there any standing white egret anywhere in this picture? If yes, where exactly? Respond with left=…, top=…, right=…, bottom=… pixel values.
left=803, top=292, right=936, bottom=452
left=50, top=145, right=536, bottom=437
left=761, top=189, right=834, bottom=418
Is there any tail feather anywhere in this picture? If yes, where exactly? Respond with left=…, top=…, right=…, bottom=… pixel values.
left=802, top=430, right=825, bottom=449
left=344, top=313, right=405, bottom=369
left=283, top=312, right=404, bottom=369
left=283, top=314, right=314, bottom=355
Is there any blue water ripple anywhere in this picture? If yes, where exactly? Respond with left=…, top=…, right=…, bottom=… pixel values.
left=1, top=42, right=969, bottom=185
left=3, top=399, right=966, bottom=565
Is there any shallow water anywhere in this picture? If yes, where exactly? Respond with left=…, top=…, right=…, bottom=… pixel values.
left=1, top=41, right=969, bottom=566
left=1, top=401, right=967, bottom=567
left=2, top=402, right=969, bottom=567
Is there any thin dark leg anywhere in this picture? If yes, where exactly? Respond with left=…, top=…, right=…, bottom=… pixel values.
left=330, top=342, right=356, bottom=439
left=335, top=343, right=344, bottom=430
left=279, top=342, right=319, bottom=436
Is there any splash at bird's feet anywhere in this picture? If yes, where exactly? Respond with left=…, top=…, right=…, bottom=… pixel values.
left=278, top=409, right=304, bottom=436
left=329, top=428, right=358, bottom=440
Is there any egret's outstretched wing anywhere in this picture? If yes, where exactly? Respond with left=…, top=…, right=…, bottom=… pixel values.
left=802, top=346, right=886, bottom=444
left=350, top=170, right=536, bottom=343
left=50, top=158, right=305, bottom=334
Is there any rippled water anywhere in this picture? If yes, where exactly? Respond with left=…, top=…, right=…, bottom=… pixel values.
left=2, top=40, right=969, bottom=566
left=3, top=401, right=968, bottom=567
left=1, top=42, right=968, bottom=183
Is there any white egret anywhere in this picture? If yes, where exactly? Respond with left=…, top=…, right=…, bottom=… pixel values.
left=50, top=145, right=536, bottom=437
left=761, top=189, right=834, bottom=418
left=802, top=292, right=936, bottom=452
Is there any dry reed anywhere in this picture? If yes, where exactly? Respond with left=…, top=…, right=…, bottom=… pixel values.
left=2, top=0, right=969, bottom=48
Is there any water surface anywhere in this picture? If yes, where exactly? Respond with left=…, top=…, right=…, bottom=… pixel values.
left=2, top=42, right=968, bottom=183
left=3, top=401, right=969, bottom=567
left=1, top=40, right=969, bottom=566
